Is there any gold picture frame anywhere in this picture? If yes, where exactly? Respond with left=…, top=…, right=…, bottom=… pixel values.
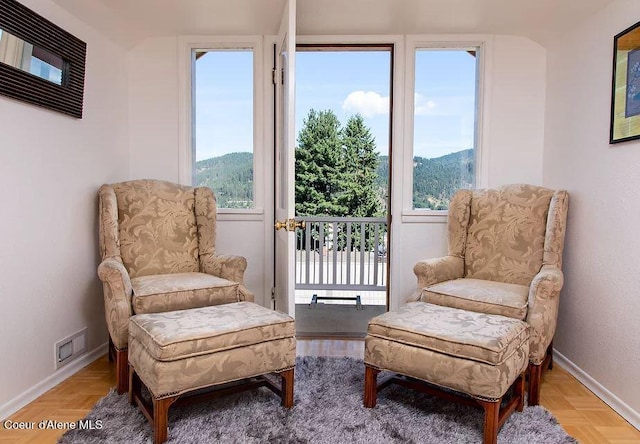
left=611, top=20, right=640, bottom=143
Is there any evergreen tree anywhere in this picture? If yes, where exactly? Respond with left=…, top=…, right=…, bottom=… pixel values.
left=295, top=109, right=346, bottom=216
left=195, top=152, right=253, bottom=209
left=339, top=114, right=382, bottom=218
left=338, top=115, right=383, bottom=250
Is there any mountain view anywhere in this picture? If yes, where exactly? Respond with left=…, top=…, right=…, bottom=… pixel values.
left=194, top=149, right=474, bottom=210
left=195, top=152, right=254, bottom=209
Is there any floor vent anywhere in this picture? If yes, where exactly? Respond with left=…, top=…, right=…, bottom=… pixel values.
left=55, top=327, right=88, bottom=370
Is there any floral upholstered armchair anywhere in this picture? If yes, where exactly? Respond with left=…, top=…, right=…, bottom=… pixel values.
left=411, top=184, right=568, bottom=405
left=97, top=179, right=254, bottom=393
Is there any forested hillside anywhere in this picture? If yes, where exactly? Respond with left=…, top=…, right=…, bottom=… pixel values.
left=195, top=149, right=473, bottom=210
left=195, top=152, right=253, bottom=208
left=377, top=149, right=474, bottom=209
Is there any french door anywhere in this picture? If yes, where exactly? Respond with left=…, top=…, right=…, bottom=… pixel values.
left=273, top=0, right=297, bottom=315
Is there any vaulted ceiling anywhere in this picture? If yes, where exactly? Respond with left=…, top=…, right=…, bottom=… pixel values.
left=52, top=0, right=616, bottom=48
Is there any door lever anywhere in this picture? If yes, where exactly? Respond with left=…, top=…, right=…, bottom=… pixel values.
left=274, top=218, right=306, bottom=231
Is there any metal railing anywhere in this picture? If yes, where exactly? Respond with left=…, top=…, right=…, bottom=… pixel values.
left=295, top=216, right=387, bottom=291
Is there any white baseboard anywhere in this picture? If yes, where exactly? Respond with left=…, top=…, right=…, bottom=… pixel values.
left=0, top=342, right=108, bottom=421
left=554, top=349, right=640, bottom=430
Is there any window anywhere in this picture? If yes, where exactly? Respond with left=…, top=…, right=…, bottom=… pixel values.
left=193, top=49, right=255, bottom=209
left=412, top=48, right=479, bottom=210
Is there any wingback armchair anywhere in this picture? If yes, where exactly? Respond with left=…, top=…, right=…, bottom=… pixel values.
left=411, top=184, right=568, bottom=405
left=97, top=179, right=254, bottom=393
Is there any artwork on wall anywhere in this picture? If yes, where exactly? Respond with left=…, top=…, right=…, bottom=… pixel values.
left=0, top=0, right=86, bottom=118
left=611, top=20, right=640, bottom=143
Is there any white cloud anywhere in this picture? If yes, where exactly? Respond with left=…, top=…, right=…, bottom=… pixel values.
left=342, top=91, right=389, bottom=117
left=414, top=93, right=437, bottom=115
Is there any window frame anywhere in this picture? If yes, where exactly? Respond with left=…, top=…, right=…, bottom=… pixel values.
left=402, top=37, right=489, bottom=222
left=178, top=36, right=265, bottom=218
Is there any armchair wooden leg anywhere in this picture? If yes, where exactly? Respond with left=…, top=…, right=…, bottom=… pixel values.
left=279, top=368, right=294, bottom=408
left=108, top=337, right=114, bottom=362
left=515, top=372, right=525, bottom=412
left=114, top=348, right=129, bottom=394
left=364, top=365, right=380, bottom=408
left=528, top=362, right=543, bottom=406
left=528, top=343, right=554, bottom=406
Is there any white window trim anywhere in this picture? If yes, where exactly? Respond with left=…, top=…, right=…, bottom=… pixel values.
left=401, top=35, right=493, bottom=223
left=178, top=35, right=265, bottom=218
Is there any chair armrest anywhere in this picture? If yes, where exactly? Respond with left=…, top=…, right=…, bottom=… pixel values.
left=410, top=255, right=464, bottom=301
left=97, top=257, right=133, bottom=350
left=203, top=254, right=255, bottom=302
left=526, top=265, right=564, bottom=365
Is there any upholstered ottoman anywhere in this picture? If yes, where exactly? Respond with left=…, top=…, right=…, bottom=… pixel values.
left=364, top=302, right=529, bottom=444
left=128, top=302, right=296, bottom=444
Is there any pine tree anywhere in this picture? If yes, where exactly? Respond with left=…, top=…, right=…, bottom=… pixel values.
left=338, top=115, right=383, bottom=250
left=295, top=109, right=346, bottom=216
left=339, top=114, right=382, bottom=218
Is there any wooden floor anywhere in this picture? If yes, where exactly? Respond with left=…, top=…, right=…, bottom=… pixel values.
left=2, top=339, right=639, bottom=443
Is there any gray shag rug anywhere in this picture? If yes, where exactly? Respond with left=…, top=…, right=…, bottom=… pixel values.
left=59, top=356, right=576, bottom=444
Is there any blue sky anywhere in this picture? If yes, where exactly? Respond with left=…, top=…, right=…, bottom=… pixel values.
left=194, top=48, right=476, bottom=161
left=195, top=50, right=254, bottom=161
left=413, top=50, right=477, bottom=158
left=295, top=51, right=390, bottom=155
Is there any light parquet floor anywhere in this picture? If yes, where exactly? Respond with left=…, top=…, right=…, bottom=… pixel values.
left=2, top=339, right=639, bottom=443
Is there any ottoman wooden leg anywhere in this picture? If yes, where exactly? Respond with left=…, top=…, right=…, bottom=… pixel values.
left=152, top=395, right=178, bottom=444
left=128, top=365, right=142, bottom=405
left=478, top=398, right=500, bottom=444
left=279, top=368, right=295, bottom=408
left=364, top=365, right=380, bottom=408
left=528, top=362, right=543, bottom=406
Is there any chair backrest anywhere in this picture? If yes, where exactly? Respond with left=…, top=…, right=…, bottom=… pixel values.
left=98, top=179, right=218, bottom=278
left=447, top=184, right=568, bottom=286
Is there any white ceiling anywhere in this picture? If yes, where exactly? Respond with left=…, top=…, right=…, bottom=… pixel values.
left=52, top=0, right=616, bottom=48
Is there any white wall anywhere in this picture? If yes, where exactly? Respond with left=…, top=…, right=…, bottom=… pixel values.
left=391, top=35, right=547, bottom=306
left=0, top=0, right=129, bottom=415
left=544, top=0, right=640, bottom=420
left=485, top=36, right=546, bottom=187
left=128, top=37, right=180, bottom=181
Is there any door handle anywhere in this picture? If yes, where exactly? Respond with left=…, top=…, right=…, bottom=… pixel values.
left=274, top=218, right=306, bottom=231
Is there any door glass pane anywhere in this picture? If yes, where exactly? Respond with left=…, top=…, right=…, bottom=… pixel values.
left=193, top=50, right=254, bottom=209
left=295, top=50, right=391, bottom=218
left=413, top=49, right=478, bottom=210
left=294, top=47, right=392, bottom=326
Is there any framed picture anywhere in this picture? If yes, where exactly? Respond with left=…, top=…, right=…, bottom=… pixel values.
left=611, top=20, right=640, bottom=143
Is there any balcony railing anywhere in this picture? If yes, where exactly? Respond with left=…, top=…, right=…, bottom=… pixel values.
left=295, top=216, right=388, bottom=291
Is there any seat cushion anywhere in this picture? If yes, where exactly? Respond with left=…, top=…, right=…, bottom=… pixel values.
left=129, top=302, right=296, bottom=362
left=131, top=272, right=239, bottom=314
left=422, top=278, right=529, bottom=320
left=367, top=302, right=529, bottom=366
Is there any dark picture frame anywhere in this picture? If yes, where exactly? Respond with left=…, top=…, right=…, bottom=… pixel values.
left=611, top=20, right=640, bottom=143
left=0, top=0, right=86, bottom=118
